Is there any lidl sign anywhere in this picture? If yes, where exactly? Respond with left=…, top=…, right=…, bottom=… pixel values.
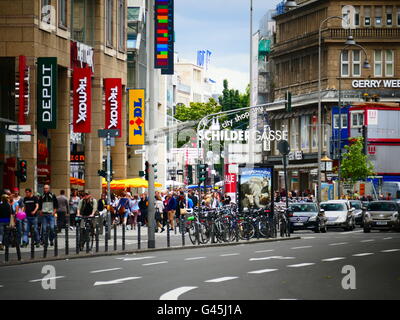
left=128, top=89, right=145, bottom=146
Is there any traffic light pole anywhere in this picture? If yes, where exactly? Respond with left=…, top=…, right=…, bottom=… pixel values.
left=106, top=132, right=112, bottom=239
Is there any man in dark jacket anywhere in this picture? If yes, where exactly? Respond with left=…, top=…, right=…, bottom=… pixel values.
left=165, top=192, right=177, bottom=230
left=139, top=193, right=148, bottom=226
left=39, top=184, right=58, bottom=246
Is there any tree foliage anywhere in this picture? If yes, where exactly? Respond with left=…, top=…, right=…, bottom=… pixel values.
left=340, top=137, right=375, bottom=183
left=174, top=98, right=221, bottom=122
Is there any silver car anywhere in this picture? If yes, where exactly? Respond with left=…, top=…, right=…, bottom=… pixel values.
left=320, top=200, right=356, bottom=231
left=363, top=201, right=400, bottom=233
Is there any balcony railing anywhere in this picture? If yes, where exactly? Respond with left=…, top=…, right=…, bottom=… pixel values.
left=327, top=27, right=400, bottom=40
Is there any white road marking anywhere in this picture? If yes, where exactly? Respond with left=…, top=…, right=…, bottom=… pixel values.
left=250, top=256, right=295, bottom=261
left=184, top=257, right=206, bottom=261
left=287, top=263, right=315, bottom=268
left=279, top=299, right=298, bottom=300
left=361, top=239, right=374, bottom=243
left=381, top=249, right=400, bottom=253
left=205, top=277, right=238, bottom=283
left=255, top=249, right=274, bottom=253
left=329, top=242, right=348, bottom=246
left=94, top=277, right=141, bottom=286
left=248, top=269, right=278, bottom=274
left=220, top=253, right=240, bottom=257
left=302, top=237, right=316, bottom=239
left=291, top=246, right=312, bottom=250
left=352, top=253, right=374, bottom=257
left=143, top=261, right=168, bottom=266
left=90, top=268, right=122, bottom=274
left=322, top=257, right=346, bottom=262
left=159, top=286, right=198, bottom=300
left=383, top=237, right=393, bottom=240
left=340, top=230, right=363, bottom=235
left=30, top=276, right=65, bottom=283
left=0, top=285, right=3, bottom=288
left=123, top=256, right=156, bottom=261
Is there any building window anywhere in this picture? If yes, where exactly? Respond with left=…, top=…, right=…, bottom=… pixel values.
left=364, top=6, right=371, bottom=26
left=58, top=0, right=67, bottom=28
left=41, top=0, right=52, bottom=24
left=354, top=6, right=360, bottom=26
left=397, top=8, right=400, bottom=26
left=118, top=0, right=125, bottom=51
left=341, top=50, right=349, bottom=77
left=374, top=50, right=383, bottom=77
left=351, top=112, right=364, bottom=128
left=290, top=118, right=299, bottom=151
left=385, top=50, right=394, bottom=77
left=352, top=50, right=361, bottom=77
left=375, top=7, right=382, bottom=26
left=333, top=114, right=348, bottom=129
left=300, top=115, right=310, bottom=151
left=386, top=6, right=393, bottom=26
left=106, top=0, right=113, bottom=47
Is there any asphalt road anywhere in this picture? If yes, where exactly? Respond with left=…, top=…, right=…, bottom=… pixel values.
left=0, top=228, right=399, bottom=300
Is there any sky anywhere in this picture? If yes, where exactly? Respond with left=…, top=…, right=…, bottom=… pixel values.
left=175, top=0, right=282, bottom=94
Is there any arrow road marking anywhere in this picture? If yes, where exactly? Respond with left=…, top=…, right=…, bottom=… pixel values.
left=205, top=277, right=238, bottom=283
left=248, top=269, right=278, bottom=274
left=287, top=263, right=315, bottom=268
left=30, top=276, right=65, bottom=283
left=381, top=249, right=400, bottom=253
left=143, top=261, right=168, bottom=266
left=160, top=286, right=198, bottom=300
left=352, top=253, right=374, bottom=257
left=322, top=257, right=346, bottom=262
left=94, top=277, right=141, bottom=286
left=90, top=268, right=122, bottom=274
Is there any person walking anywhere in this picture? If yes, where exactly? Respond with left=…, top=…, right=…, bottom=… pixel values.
left=128, top=194, right=140, bottom=230
left=165, top=192, right=177, bottom=231
left=139, top=193, right=149, bottom=226
left=155, top=195, right=165, bottom=233
left=22, top=189, right=40, bottom=248
left=38, top=184, right=58, bottom=246
left=117, top=192, right=130, bottom=226
left=56, top=190, right=69, bottom=233
left=0, top=194, right=14, bottom=250
left=69, top=189, right=80, bottom=230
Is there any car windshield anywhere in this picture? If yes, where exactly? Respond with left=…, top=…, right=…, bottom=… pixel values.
left=289, top=204, right=318, bottom=212
left=350, top=201, right=361, bottom=209
left=320, top=203, right=346, bottom=211
left=367, top=202, right=398, bottom=211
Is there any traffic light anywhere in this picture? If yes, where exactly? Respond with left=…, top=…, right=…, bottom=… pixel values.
left=152, top=163, right=158, bottom=180
left=188, top=165, right=193, bottom=185
left=98, top=170, right=107, bottom=178
left=145, top=161, right=150, bottom=181
left=197, top=163, right=208, bottom=184
left=18, top=160, right=27, bottom=183
left=285, top=91, right=292, bottom=112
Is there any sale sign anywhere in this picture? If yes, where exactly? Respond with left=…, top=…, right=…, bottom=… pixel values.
left=73, top=67, right=92, bottom=133
left=104, top=78, right=122, bottom=137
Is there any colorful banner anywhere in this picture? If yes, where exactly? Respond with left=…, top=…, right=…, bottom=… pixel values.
left=155, top=0, right=174, bottom=74
left=128, top=89, right=145, bottom=145
left=37, top=57, right=57, bottom=129
left=104, top=78, right=122, bottom=137
left=73, top=67, right=92, bottom=133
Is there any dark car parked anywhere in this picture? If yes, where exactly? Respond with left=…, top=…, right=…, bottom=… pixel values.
left=288, top=203, right=327, bottom=233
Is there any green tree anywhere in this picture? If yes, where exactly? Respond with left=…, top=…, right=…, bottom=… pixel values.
left=218, top=80, right=250, bottom=129
left=340, top=137, right=375, bottom=183
left=174, top=98, right=221, bottom=122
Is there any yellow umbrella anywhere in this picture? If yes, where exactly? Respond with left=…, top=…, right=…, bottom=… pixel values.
left=101, top=178, right=162, bottom=188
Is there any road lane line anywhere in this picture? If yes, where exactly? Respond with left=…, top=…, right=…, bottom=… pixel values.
left=220, top=253, right=240, bottom=257
left=160, top=286, right=198, bottom=300
left=287, top=263, right=315, bottom=268
left=329, top=242, right=348, bottom=246
left=123, top=256, right=156, bottom=261
left=255, top=249, right=274, bottom=253
left=250, top=256, right=295, bottom=261
left=383, top=237, right=393, bottom=240
left=291, top=246, right=312, bottom=250
left=361, top=239, right=374, bottom=243
left=143, top=261, right=168, bottom=266
left=205, top=277, right=238, bottom=283
left=302, top=237, right=316, bottom=239
left=248, top=269, right=278, bottom=274
left=381, top=249, right=400, bottom=253
left=90, top=268, right=122, bottom=274
left=340, top=230, right=363, bottom=235
left=30, top=276, right=65, bottom=283
left=94, top=277, right=141, bottom=286
left=184, top=257, right=206, bottom=261
left=352, top=253, right=374, bottom=257
left=322, top=257, right=346, bottom=262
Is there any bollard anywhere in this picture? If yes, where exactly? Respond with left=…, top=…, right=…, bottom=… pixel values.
left=195, top=221, right=200, bottom=245
left=86, top=225, right=90, bottom=254
left=5, top=245, right=9, bottom=262
left=43, top=230, right=48, bottom=258
left=65, top=223, right=69, bottom=256
left=181, top=218, right=185, bottom=246
left=137, top=221, right=141, bottom=250
left=95, top=223, right=99, bottom=253
left=113, top=223, right=117, bottom=251
left=166, top=222, right=170, bottom=247
left=256, top=221, right=260, bottom=240
left=104, top=221, right=108, bottom=252
left=76, top=222, right=80, bottom=255
left=54, top=227, right=58, bottom=257
left=30, top=225, right=35, bottom=260
left=211, top=222, right=216, bottom=244
left=122, top=223, right=125, bottom=251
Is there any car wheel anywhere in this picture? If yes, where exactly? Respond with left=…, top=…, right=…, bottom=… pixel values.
left=363, top=226, right=371, bottom=233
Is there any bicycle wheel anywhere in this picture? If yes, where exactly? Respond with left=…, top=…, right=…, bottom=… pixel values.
left=239, top=221, right=255, bottom=240
left=259, top=219, right=269, bottom=238
left=187, top=222, right=197, bottom=245
left=199, top=222, right=210, bottom=244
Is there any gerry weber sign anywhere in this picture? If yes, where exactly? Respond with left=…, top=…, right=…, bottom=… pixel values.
left=352, top=79, right=400, bottom=88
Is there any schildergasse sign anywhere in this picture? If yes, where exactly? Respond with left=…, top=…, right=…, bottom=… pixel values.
left=198, top=129, right=288, bottom=142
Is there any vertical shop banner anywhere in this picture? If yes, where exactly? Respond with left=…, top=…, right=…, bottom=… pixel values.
left=155, top=0, right=174, bottom=74
left=104, top=78, right=122, bottom=137
left=37, top=57, right=57, bottom=129
left=128, top=89, right=145, bottom=145
left=73, top=67, right=92, bottom=133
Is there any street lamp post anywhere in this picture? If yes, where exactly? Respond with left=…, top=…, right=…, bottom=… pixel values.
left=337, top=44, right=370, bottom=197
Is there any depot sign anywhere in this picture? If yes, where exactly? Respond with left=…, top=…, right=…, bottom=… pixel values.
left=352, top=79, right=400, bottom=88
left=37, top=57, right=57, bottom=129
left=104, top=78, right=122, bottom=137
left=198, top=129, right=289, bottom=142
left=73, top=67, right=92, bottom=133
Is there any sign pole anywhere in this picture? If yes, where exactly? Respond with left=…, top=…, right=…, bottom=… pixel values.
left=106, top=132, right=112, bottom=240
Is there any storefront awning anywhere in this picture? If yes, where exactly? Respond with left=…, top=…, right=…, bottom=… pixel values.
left=269, top=108, right=315, bottom=120
left=274, top=163, right=317, bottom=170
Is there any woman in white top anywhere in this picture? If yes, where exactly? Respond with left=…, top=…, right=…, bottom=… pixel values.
left=155, top=195, right=165, bottom=233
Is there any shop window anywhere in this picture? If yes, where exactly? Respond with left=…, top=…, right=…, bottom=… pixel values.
left=385, top=50, right=394, bottom=77
left=333, top=114, right=348, bottom=129
left=290, top=118, right=299, bottom=151
left=351, top=112, right=364, bottom=128
left=300, top=115, right=310, bottom=151
left=352, top=50, right=361, bottom=77
left=374, top=50, right=382, bottom=77
left=341, top=50, right=349, bottom=77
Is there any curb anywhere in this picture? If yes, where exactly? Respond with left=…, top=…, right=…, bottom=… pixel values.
left=0, top=236, right=301, bottom=267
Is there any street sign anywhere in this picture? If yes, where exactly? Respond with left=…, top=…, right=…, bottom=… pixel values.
left=135, top=149, right=146, bottom=155
left=98, top=129, right=120, bottom=138
left=6, top=135, right=31, bottom=142
left=177, top=170, right=184, bottom=175
left=277, top=140, right=290, bottom=155
left=8, top=125, right=31, bottom=132
left=103, top=137, right=115, bottom=147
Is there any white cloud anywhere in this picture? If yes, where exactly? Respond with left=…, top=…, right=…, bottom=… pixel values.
left=208, top=65, right=249, bottom=95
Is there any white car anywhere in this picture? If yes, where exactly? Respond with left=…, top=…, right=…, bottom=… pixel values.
left=320, top=200, right=356, bottom=231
